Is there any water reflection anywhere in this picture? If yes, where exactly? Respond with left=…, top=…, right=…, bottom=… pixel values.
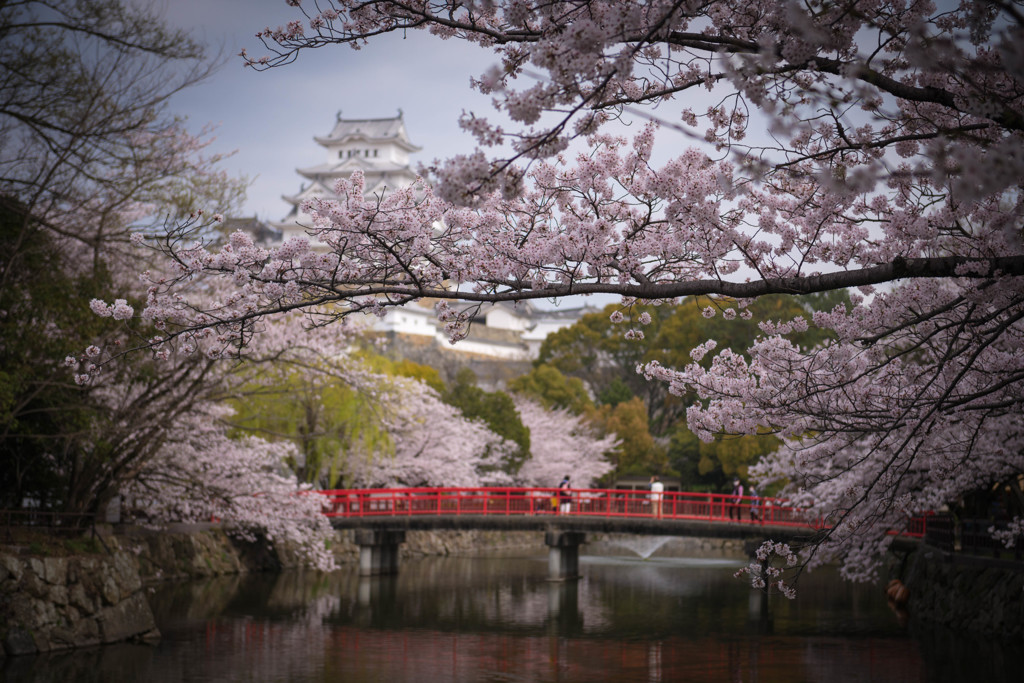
left=4, top=552, right=1024, bottom=683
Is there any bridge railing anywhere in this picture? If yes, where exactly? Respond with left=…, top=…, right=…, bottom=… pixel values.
left=317, top=487, right=827, bottom=529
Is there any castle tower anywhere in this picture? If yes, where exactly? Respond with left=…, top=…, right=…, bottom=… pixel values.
left=268, top=110, right=422, bottom=246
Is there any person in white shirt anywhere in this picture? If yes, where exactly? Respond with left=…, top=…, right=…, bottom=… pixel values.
left=650, top=475, right=664, bottom=519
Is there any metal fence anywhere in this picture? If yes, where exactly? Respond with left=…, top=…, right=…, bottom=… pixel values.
left=924, top=513, right=1024, bottom=561
left=0, top=509, right=98, bottom=540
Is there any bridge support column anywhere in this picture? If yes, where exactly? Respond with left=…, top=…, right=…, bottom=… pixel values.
left=545, top=530, right=585, bottom=581
left=355, top=529, right=406, bottom=576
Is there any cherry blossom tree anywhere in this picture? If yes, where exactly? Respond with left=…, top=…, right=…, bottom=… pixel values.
left=2, top=2, right=349, bottom=568
left=112, top=1, right=1024, bottom=580
left=120, top=404, right=337, bottom=572
left=345, top=375, right=514, bottom=487
left=513, top=398, right=617, bottom=488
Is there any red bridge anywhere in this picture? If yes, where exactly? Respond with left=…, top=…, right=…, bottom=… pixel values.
left=321, top=486, right=807, bottom=525
left=316, top=487, right=927, bottom=578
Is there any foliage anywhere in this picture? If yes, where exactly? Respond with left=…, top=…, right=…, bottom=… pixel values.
left=442, top=368, right=530, bottom=476
left=226, top=362, right=388, bottom=489
left=584, top=397, right=667, bottom=479
left=540, top=295, right=842, bottom=434
left=596, top=378, right=634, bottom=408
left=506, top=365, right=593, bottom=414
left=0, top=204, right=110, bottom=507
left=354, top=350, right=446, bottom=394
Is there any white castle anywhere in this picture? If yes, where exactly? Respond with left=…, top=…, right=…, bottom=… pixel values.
left=268, top=111, right=421, bottom=247
left=241, top=111, right=595, bottom=362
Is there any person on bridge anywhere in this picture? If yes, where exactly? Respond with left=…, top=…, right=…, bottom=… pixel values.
left=729, top=478, right=744, bottom=521
left=649, top=475, right=664, bottom=519
left=558, top=475, right=572, bottom=515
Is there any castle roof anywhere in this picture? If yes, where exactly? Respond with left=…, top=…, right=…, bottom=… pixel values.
left=297, top=160, right=416, bottom=178
left=314, top=112, right=421, bottom=153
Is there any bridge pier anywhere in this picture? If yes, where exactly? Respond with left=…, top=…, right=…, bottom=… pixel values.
left=355, top=529, right=406, bottom=576
left=545, top=530, right=585, bottom=580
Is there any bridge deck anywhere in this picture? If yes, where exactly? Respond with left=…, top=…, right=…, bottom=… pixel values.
left=328, top=512, right=825, bottom=544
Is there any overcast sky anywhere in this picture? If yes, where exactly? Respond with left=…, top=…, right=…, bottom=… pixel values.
left=160, top=0, right=499, bottom=222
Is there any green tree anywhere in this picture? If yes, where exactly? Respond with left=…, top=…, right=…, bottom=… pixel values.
left=538, top=303, right=668, bottom=418
left=585, top=397, right=667, bottom=480
left=667, top=421, right=783, bottom=493
left=0, top=205, right=111, bottom=507
left=666, top=426, right=704, bottom=490
left=356, top=351, right=445, bottom=393
left=507, top=365, right=593, bottom=414
left=226, top=365, right=389, bottom=489
left=540, top=294, right=848, bottom=435
left=442, top=368, right=530, bottom=476
left=597, top=378, right=634, bottom=408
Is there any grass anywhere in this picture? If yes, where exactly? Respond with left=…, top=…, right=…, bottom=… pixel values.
left=1, top=527, right=104, bottom=557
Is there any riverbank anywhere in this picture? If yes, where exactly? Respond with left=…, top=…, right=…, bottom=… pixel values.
left=0, top=525, right=256, bottom=656
left=0, top=524, right=559, bottom=656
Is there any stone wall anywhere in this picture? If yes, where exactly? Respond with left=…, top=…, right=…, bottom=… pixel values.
left=0, top=526, right=274, bottom=657
left=902, top=544, right=1024, bottom=640
left=0, top=548, right=158, bottom=656
left=331, top=528, right=546, bottom=562
left=115, top=524, right=279, bottom=581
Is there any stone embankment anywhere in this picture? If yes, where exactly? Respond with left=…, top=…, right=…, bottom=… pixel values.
left=902, top=544, right=1024, bottom=640
left=0, top=525, right=258, bottom=656
left=0, top=547, right=157, bottom=655
left=0, top=525, right=549, bottom=657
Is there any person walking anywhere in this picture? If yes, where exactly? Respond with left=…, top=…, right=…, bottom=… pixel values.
left=729, top=478, right=744, bottom=520
left=558, top=475, right=572, bottom=515
left=649, top=475, right=664, bottom=519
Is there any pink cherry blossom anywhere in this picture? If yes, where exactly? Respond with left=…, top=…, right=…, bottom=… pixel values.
left=513, top=398, right=617, bottom=487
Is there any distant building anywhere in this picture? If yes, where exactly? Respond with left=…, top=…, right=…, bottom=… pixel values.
left=268, top=110, right=421, bottom=248
left=363, top=298, right=598, bottom=363
left=241, top=111, right=598, bottom=365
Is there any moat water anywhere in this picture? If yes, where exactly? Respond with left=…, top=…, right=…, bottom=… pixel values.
left=4, top=550, right=1023, bottom=682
